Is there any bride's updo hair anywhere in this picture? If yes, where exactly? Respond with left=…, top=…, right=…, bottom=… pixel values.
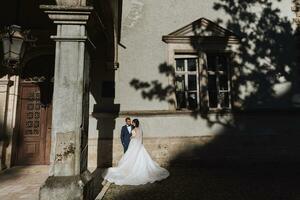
left=132, top=119, right=139, bottom=127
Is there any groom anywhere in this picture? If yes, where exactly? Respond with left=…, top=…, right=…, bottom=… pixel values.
left=121, top=117, right=133, bottom=153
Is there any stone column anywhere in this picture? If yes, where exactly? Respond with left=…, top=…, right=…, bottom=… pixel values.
left=0, top=76, right=12, bottom=170
left=0, top=75, right=19, bottom=170
left=39, top=5, right=93, bottom=200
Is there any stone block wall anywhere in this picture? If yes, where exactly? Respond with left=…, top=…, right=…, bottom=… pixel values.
left=88, top=133, right=300, bottom=170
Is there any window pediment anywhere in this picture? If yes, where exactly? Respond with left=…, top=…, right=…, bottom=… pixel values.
left=162, top=18, right=239, bottom=44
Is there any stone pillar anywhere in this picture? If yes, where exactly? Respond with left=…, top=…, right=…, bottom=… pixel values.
left=0, top=76, right=12, bottom=170
left=0, top=75, right=17, bottom=171
left=0, top=75, right=19, bottom=170
left=39, top=5, right=93, bottom=200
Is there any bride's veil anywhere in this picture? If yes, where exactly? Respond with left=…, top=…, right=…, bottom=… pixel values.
left=135, top=124, right=143, bottom=144
left=139, top=125, right=143, bottom=144
left=133, top=118, right=144, bottom=144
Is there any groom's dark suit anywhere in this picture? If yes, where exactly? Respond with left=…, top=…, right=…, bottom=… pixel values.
left=121, top=125, right=133, bottom=153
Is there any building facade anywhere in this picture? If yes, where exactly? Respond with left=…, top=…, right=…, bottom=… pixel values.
left=90, top=0, right=300, bottom=169
left=0, top=0, right=299, bottom=199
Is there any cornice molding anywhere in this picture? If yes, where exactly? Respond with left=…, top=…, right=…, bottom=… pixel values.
left=162, top=36, right=240, bottom=44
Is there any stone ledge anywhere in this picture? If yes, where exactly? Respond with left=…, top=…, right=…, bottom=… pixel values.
left=92, top=110, right=194, bottom=118
left=40, top=5, right=93, bottom=12
left=87, top=134, right=300, bottom=169
left=92, top=109, right=300, bottom=118
left=50, top=35, right=88, bottom=41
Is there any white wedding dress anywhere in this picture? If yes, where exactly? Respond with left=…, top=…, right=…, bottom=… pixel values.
left=102, top=127, right=170, bottom=185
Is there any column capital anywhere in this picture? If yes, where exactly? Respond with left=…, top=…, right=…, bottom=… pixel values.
left=55, top=0, right=87, bottom=7
left=40, top=5, right=93, bottom=25
left=0, top=78, right=14, bottom=87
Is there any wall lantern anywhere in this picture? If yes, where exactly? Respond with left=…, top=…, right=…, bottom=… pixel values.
left=1, top=25, right=36, bottom=74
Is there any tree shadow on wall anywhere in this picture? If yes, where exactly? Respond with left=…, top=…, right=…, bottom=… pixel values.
left=109, top=0, right=300, bottom=200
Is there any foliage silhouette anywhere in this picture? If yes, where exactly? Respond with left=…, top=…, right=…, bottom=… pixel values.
left=126, top=0, right=300, bottom=186
left=130, top=0, right=298, bottom=129
left=130, top=63, right=176, bottom=105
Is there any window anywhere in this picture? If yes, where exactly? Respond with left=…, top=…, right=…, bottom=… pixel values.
left=174, top=53, right=231, bottom=110
left=174, top=56, right=199, bottom=110
left=162, top=18, right=237, bottom=111
left=206, top=53, right=231, bottom=109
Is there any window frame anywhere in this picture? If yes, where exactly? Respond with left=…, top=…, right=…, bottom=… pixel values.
left=172, top=51, right=233, bottom=112
left=174, top=54, right=200, bottom=110
left=202, top=51, right=232, bottom=111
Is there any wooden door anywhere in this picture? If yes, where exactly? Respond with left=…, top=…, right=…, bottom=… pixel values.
left=16, top=83, right=52, bottom=165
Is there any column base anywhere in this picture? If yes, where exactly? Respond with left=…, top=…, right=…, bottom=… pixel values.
left=39, top=170, right=93, bottom=200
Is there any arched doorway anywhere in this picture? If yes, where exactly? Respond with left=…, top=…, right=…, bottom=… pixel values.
left=14, top=53, right=54, bottom=165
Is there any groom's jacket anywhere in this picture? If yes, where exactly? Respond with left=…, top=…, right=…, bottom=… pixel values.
left=121, top=125, right=132, bottom=147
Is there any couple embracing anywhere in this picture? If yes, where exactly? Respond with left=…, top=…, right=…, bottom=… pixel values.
left=102, top=117, right=169, bottom=185
left=121, top=117, right=135, bottom=153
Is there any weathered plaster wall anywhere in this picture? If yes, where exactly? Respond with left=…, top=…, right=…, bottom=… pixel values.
left=87, top=0, right=298, bottom=169
left=114, top=0, right=295, bottom=111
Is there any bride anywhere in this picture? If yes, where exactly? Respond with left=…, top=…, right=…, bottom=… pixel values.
left=102, top=119, right=170, bottom=185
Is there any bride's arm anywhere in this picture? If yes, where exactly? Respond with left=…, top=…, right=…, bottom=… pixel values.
left=130, top=129, right=136, bottom=139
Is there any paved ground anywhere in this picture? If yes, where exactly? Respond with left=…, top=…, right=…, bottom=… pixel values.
left=0, top=164, right=299, bottom=200
left=0, top=165, right=48, bottom=200
left=103, top=164, right=300, bottom=200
